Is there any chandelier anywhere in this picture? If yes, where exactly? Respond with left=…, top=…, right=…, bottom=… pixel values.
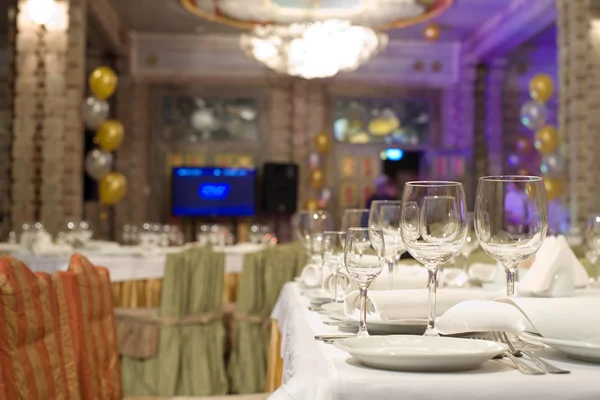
left=240, top=20, right=388, bottom=79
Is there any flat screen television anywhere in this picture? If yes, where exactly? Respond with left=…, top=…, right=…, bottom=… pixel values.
left=171, top=167, right=257, bottom=217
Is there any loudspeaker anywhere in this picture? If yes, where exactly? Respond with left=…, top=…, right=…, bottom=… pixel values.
left=262, top=162, right=299, bottom=213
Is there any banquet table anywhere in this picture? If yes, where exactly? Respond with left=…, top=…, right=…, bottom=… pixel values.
left=268, top=282, right=600, bottom=400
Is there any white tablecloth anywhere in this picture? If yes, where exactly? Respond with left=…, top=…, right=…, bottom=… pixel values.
left=270, top=282, right=600, bottom=400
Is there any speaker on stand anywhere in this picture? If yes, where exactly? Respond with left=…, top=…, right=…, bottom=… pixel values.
left=262, top=162, right=299, bottom=241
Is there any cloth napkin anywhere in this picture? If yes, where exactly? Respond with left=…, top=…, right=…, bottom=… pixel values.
left=358, top=264, right=427, bottom=292
left=437, top=295, right=600, bottom=342
left=300, top=263, right=322, bottom=287
left=344, top=288, right=499, bottom=322
left=519, top=235, right=589, bottom=296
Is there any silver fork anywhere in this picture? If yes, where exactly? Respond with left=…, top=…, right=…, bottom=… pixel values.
left=494, top=332, right=570, bottom=374
left=479, top=334, right=545, bottom=375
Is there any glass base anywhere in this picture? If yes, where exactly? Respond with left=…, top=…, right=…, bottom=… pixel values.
left=423, top=327, right=439, bottom=337
left=356, top=330, right=369, bottom=338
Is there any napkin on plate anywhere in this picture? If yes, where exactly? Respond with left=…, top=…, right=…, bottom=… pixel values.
left=437, top=296, right=600, bottom=342
left=519, top=235, right=589, bottom=297
left=344, top=288, right=500, bottom=322
left=300, top=263, right=322, bottom=287
left=353, top=264, right=428, bottom=291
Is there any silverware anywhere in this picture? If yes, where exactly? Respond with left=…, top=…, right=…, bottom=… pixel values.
left=487, top=333, right=545, bottom=375
left=494, top=332, right=569, bottom=374
left=314, top=334, right=354, bottom=344
left=323, top=320, right=356, bottom=327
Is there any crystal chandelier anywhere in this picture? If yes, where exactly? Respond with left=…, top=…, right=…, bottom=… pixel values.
left=239, top=20, right=389, bottom=79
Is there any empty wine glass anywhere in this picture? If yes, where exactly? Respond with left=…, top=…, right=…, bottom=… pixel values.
left=323, top=231, right=347, bottom=302
left=585, top=214, right=600, bottom=286
left=401, top=181, right=468, bottom=336
left=342, top=209, right=370, bottom=231
left=461, top=212, right=479, bottom=271
left=344, top=227, right=385, bottom=337
left=474, top=176, right=548, bottom=297
left=369, top=201, right=405, bottom=290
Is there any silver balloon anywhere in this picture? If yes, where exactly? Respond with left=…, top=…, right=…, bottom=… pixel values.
left=541, top=153, right=565, bottom=176
left=85, top=149, right=113, bottom=180
left=83, top=96, right=109, bottom=130
left=520, top=100, right=547, bottom=130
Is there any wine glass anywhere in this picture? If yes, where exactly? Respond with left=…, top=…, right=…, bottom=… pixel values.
left=342, top=209, right=369, bottom=231
left=369, top=200, right=405, bottom=290
left=474, top=176, right=548, bottom=297
left=461, top=212, right=479, bottom=272
left=323, top=231, right=347, bottom=302
left=344, top=227, right=385, bottom=337
left=585, top=214, right=600, bottom=286
left=401, top=181, right=468, bottom=336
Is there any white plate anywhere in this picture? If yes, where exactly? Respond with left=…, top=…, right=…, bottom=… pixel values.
left=521, top=332, right=600, bottom=363
left=302, top=288, right=332, bottom=304
left=334, top=335, right=507, bottom=372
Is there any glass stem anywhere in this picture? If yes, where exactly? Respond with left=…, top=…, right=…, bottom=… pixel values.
left=332, top=270, right=338, bottom=302
left=505, top=264, right=518, bottom=297
left=388, top=258, right=395, bottom=290
left=463, top=252, right=469, bottom=273
left=424, top=266, right=439, bottom=337
left=358, top=285, right=369, bottom=337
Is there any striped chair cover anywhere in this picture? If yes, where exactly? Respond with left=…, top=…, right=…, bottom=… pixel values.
left=66, top=253, right=123, bottom=400
left=0, top=255, right=73, bottom=399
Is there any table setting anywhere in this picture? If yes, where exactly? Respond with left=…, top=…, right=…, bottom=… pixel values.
left=270, top=176, right=600, bottom=400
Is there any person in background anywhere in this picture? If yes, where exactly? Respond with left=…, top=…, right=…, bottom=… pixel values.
left=365, top=174, right=399, bottom=209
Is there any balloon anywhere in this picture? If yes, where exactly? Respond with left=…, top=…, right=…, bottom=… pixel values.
left=424, top=24, right=441, bottom=41
left=310, top=169, right=324, bottom=189
left=84, top=149, right=113, bottom=180
left=520, top=101, right=547, bottom=130
left=540, top=153, right=565, bottom=176
left=544, top=177, right=564, bottom=201
left=305, top=199, right=318, bottom=212
left=309, top=152, right=320, bottom=170
left=315, top=132, right=330, bottom=153
left=99, top=172, right=127, bottom=205
left=534, top=125, right=559, bottom=155
left=83, top=96, right=109, bottom=130
left=529, top=74, right=554, bottom=103
left=516, top=137, right=532, bottom=154
left=96, top=120, right=124, bottom=151
left=89, top=66, right=118, bottom=100
left=507, top=153, right=522, bottom=168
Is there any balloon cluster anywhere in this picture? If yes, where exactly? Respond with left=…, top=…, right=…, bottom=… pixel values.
left=83, top=67, right=127, bottom=205
left=515, top=74, right=564, bottom=201
left=305, top=132, right=332, bottom=211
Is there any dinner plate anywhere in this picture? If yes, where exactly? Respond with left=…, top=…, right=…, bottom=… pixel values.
left=302, top=288, right=332, bottom=304
left=521, top=332, right=600, bottom=363
left=334, top=335, right=507, bottom=372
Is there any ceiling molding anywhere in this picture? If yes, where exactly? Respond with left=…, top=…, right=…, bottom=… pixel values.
left=88, top=0, right=129, bottom=56
left=463, top=0, right=556, bottom=62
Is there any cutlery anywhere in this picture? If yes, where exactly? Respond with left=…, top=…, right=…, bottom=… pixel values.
left=314, top=334, right=354, bottom=343
left=474, top=335, right=544, bottom=375
left=494, top=332, right=569, bottom=374
left=323, top=320, right=356, bottom=327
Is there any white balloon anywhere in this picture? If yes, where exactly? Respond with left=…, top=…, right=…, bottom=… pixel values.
left=85, top=149, right=113, bottom=180
left=83, top=96, right=109, bottom=130
left=520, top=101, right=547, bottom=130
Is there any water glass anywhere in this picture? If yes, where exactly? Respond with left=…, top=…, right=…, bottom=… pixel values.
left=342, top=209, right=370, bottom=231
left=369, top=201, right=405, bottom=289
left=323, top=231, right=346, bottom=302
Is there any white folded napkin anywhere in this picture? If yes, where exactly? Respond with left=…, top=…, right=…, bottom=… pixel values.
left=468, top=262, right=502, bottom=283
left=344, top=288, right=499, bottom=322
left=519, top=235, right=589, bottom=296
left=368, top=264, right=428, bottom=291
left=300, top=263, right=322, bottom=287
left=437, top=296, right=600, bottom=342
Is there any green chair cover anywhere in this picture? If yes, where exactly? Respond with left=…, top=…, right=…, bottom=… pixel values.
left=121, top=247, right=228, bottom=396
left=228, top=243, right=306, bottom=394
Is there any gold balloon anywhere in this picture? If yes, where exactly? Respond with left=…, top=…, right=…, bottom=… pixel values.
left=534, top=125, right=558, bottom=155
left=544, top=177, right=564, bottom=202
left=305, top=199, right=318, bottom=212
left=529, top=74, right=554, bottom=103
left=96, top=120, right=124, bottom=152
left=310, top=169, right=324, bottom=189
left=99, top=172, right=127, bottom=205
left=89, top=66, right=118, bottom=100
left=424, top=24, right=441, bottom=41
left=315, top=132, right=330, bottom=153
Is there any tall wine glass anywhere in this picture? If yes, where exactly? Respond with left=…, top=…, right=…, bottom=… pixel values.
left=294, top=211, right=313, bottom=258
left=323, top=231, right=346, bottom=302
left=342, top=209, right=370, bottom=230
left=474, top=176, right=548, bottom=297
left=369, top=201, right=406, bottom=290
left=401, top=181, right=468, bottom=336
left=344, top=227, right=385, bottom=337
left=461, top=212, right=479, bottom=272
left=585, top=214, right=600, bottom=286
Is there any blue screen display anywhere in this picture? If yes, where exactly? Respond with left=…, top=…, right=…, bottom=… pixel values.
left=172, top=167, right=256, bottom=216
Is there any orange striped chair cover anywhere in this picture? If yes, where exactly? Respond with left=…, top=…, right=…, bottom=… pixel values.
left=66, top=253, right=123, bottom=400
left=0, top=255, right=74, bottom=399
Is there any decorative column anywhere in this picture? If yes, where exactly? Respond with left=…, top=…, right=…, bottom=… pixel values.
left=473, top=65, right=488, bottom=180
left=485, top=59, right=507, bottom=176
left=454, top=54, right=477, bottom=151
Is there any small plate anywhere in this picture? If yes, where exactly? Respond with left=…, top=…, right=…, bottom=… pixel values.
left=521, top=332, right=600, bottom=363
left=334, top=335, right=507, bottom=372
left=302, top=288, right=332, bottom=304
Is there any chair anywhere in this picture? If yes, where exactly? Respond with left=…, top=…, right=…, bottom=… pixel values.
left=228, top=243, right=306, bottom=394
left=0, top=255, right=75, bottom=399
left=120, top=246, right=228, bottom=397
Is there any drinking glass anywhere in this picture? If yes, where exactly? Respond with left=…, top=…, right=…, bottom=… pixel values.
left=323, top=231, right=347, bottom=302
left=585, top=214, right=600, bottom=286
left=369, top=201, right=405, bottom=290
left=401, top=181, right=468, bottom=336
left=342, top=209, right=370, bottom=231
left=474, top=176, right=548, bottom=297
left=344, top=227, right=385, bottom=337
left=461, top=212, right=479, bottom=271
